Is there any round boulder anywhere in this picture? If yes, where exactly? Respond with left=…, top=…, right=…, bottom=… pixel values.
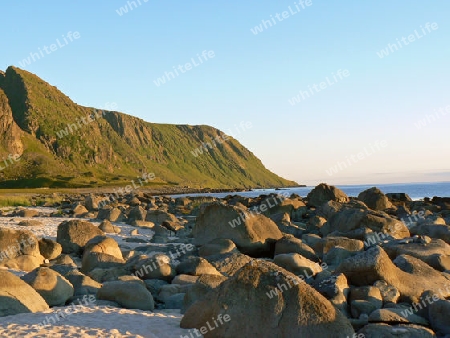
left=22, top=267, right=74, bottom=306
left=193, top=203, right=282, bottom=256
left=97, top=280, right=154, bottom=311
left=0, top=228, right=43, bottom=271
left=358, top=187, right=393, bottom=211
left=0, top=270, right=49, bottom=317
left=98, top=220, right=121, bottom=234
left=38, top=238, right=62, bottom=260
left=56, top=220, right=104, bottom=255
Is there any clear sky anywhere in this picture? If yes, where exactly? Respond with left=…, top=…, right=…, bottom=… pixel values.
left=2, top=1, right=449, bottom=186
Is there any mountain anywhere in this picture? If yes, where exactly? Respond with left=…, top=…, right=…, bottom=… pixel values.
left=0, top=66, right=298, bottom=189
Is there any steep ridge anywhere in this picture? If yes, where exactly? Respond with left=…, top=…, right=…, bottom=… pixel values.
left=0, top=66, right=297, bottom=189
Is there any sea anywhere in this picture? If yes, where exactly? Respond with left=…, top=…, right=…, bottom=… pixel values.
left=170, top=181, right=450, bottom=201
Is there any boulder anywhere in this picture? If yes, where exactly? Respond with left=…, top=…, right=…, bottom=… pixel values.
left=274, top=235, right=319, bottom=262
left=98, top=207, right=124, bottom=222
left=410, top=224, right=450, bottom=244
left=260, top=195, right=306, bottom=219
left=84, top=236, right=123, bottom=260
left=386, top=193, right=412, bottom=202
left=145, top=210, right=178, bottom=224
left=323, top=246, right=359, bottom=267
left=127, top=206, right=147, bottom=222
left=81, top=236, right=125, bottom=273
left=324, top=206, right=410, bottom=240
left=165, top=293, right=185, bottom=309
left=98, top=220, right=121, bottom=234
left=56, top=220, right=104, bottom=255
left=88, top=267, right=129, bottom=283
left=81, top=251, right=125, bottom=274
left=324, top=205, right=367, bottom=235
left=301, top=234, right=324, bottom=257
left=349, top=286, right=383, bottom=311
left=172, top=274, right=200, bottom=286
left=273, top=253, right=323, bottom=278
left=85, top=195, right=105, bottom=211
left=161, top=220, right=183, bottom=233
left=97, top=280, right=154, bottom=311
left=368, top=308, right=428, bottom=326
left=312, top=273, right=350, bottom=315
left=181, top=260, right=355, bottom=337
left=22, top=267, right=74, bottom=306
left=64, top=270, right=102, bottom=296
left=38, top=238, right=62, bottom=260
left=374, top=280, right=400, bottom=304
left=199, top=239, right=237, bottom=257
left=175, top=257, right=222, bottom=276
left=351, top=300, right=378, bottom=318
left=360, top=214, right=410, bottom=239
left=357, top=323, right=435, bottom=338
left=336, top=246, right=450, bottom=303
left=428, top=300, right=450, bottom=336
left=18, top=220, right=44, bottom=227
left=207, top=252, right=253, bottom=277
left=16, top=209, right=39, bottom=218
left=358, top=187, right=393, bottom=211
left=323, top=236, right=364, bottom=254
left=0, top=228, right=43, bottom=271
left=132, top=254, right=176, bottom=281
left=158, top=284, right=190, bottom=304
left=193, top=203, right=282, bottom=256
left=72, top=204, right=89, bottom=216
left=382, top=238, right=450, bottom=271
left=144, top=279, right=168, bottom=298
left=0, top=270, right=49, bottom=317
left=182, top=275, right=227, bottom=314
left=306, top=183, right=349, bottom=208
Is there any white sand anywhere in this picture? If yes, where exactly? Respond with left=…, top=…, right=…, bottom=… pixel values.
left=0, top=306, right=193, bottom=337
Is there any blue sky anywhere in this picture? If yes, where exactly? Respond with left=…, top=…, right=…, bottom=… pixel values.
left=2, top=1, right=449, bottom=185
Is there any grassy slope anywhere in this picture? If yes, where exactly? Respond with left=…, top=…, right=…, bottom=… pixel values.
left=0, top=67, right=298, bottom=189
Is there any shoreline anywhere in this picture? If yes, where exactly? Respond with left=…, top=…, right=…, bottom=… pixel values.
left=0, top=185, right=307, bottom=197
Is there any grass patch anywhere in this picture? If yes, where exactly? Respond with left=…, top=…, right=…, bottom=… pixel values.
left=0, top=196, right=32, bottom=207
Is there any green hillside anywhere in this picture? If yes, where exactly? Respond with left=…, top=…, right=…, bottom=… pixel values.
left=0, top=66, right=298, bottom=189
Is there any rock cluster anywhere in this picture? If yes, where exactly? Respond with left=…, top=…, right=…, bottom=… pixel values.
left=0, top=184, right=449, bottom=337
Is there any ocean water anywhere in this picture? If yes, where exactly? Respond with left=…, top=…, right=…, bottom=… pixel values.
left=170, top=181, right=450, bottom=200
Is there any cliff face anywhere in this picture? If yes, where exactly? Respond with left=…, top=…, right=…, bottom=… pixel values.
left=0, top=88, right=23, bottom=156
left=0, top=66, right=297, bottom=189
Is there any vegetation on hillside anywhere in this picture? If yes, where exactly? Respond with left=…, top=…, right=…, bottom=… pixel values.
left=0, top=66, right=298, bottom=189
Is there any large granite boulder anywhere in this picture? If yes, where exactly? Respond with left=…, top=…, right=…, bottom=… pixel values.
left=81, top=236, right=125, bottom=273
left=193, top=203, right=282, bottom=256
left=181, top=260, right=355, bottom=337
left=358, top=187, right=393, bottom=211
left=307, top=183, right=349, bottom=208
left=56, top=220, right=104, bottom=255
